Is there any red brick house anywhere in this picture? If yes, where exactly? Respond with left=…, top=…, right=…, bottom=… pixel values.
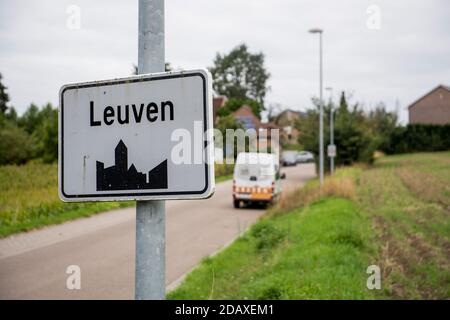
left=408, top=85, right=450, bottom=125
left=213, top=97, right=281, bottom=139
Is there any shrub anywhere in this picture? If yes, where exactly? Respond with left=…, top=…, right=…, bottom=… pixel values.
left=384, top=124, right=450, bottom=154
left=215, top=163, right=234, bottom=177
left=297, top=92, right=387, bottom=167
left=0, top=121, right=36, bottom=165
left=0, top=103, right=58, bottom=165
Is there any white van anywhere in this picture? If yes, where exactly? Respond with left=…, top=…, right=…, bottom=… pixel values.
left=232, top=152, right=285, bottom=208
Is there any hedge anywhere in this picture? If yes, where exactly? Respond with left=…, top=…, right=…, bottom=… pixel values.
left=383, top=124, right=450, bottom=154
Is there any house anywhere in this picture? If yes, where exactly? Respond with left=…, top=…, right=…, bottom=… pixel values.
left=233, top=105, right=280, bottom=137
left=233, top=104, right=261, bottom=129
left=273, top=109, right=305, bottom=144
left=274, top=109, right=304, bottom=127
left=408, top=85, right=450, bottom=125
left=232, top=105, right=281, bottom=152
left=213, top=95, right=228, bottom=124
left=213, top=100, right=281, bottom=156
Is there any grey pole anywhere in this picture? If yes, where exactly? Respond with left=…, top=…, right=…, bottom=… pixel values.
left=326, top=87, right=334, bottom=175
left=330, top=109, right=334, bottom=174
left=136, top=0, right=165, bottom=300
left=309, top=28, right=324, bottom=185
left=319, top=31, right=324, bottom=185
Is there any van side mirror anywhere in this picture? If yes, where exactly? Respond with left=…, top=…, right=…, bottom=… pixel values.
left=280, top=172, right=286, bottom=179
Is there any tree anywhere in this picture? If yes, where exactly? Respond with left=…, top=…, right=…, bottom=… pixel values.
left=296, top=91, right=377, bottom=167
left=367, top=103, right=398, bottom=152
left=209, top=43, right=270, bottom=115
left=0, top=100, right=60, bottom=164
left=0, top=73, right=10, bottom=114
left=33, top=103, right=58, bottom=163
left=18, top=103, right=41, bottom=134
left=0, top=121, right=36, bottom=165
left=4, top=106, right=18, bottom=123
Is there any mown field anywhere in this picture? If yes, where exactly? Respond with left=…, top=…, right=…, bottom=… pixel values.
left=169, top=152, right=450, bottom=299
left=0, top=162, right=234, bottom=237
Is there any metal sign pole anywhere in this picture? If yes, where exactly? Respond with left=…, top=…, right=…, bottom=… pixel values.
left=319, top=31, right=324, bottom=185
left=135, top=0, right=165, bottom=300
left=330, top=109, right=335, bottom=174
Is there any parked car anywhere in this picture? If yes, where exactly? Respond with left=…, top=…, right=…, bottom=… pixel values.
left=233, top=152, right=284, bottom=208
left=296, top=151, right=314, bottom=163
left=281, top=150, right=298, bottom=166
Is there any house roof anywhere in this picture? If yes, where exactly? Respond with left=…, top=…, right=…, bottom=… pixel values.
left=408, top=84, right=450, bottom=109
left=280, top=108, right=300, bottom=114
left=274, top=109, right=306, bottom=121
left=232, top=105, right=281, bottom=131
left=233, top=105, right=261, bottom=129
left=213, top=96, right=228, bottom=122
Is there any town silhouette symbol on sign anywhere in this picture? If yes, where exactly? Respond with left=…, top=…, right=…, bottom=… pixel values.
left=96, top=140, right=168, bottom=191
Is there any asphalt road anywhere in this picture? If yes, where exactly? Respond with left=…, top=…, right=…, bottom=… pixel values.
left=0, top=164, right=315, bottom=299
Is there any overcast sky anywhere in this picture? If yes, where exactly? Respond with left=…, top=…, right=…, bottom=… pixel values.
left=0, top=0, right=449, bottom=124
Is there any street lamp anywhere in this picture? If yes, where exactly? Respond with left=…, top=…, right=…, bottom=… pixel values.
left=325, top=87, right=335, bottom=174
left=309, top=27, right=324, bottom=186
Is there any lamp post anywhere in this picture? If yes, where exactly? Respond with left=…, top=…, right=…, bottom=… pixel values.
left=309, top=28, right=324, bottom=185
left=325, top=87, right=335, bottom=174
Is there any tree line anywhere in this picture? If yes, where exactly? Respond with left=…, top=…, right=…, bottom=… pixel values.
left=296, top=92, right=394, bottom=166
left=0, top=73, right=58, bottom=165
left=296, top=91, right=449, bottom=168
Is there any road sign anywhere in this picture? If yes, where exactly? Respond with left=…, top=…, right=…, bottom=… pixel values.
left=327, top=144, right=336, bottom=158
left=59, top=69, right=214, bottom=202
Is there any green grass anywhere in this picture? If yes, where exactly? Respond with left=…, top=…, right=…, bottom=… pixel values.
left=169, top=152, right=450, bottom=300
left=0, top=161, right=132, bottom=237
left=0, top=161, right=235, bottom=238
left=215, top=174, right=233, bottom=183
left=357, top=152, right=450, bottom=299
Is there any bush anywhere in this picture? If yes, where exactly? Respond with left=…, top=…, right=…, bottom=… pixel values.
left=0, top=102, right=58, bottom=165
left=297, top=92, right=383, bottom=168
left=384, top=124, right=450, bottom=154
left=35, top=109, right=58, bottom=163
left=215, top=163, right=234, bottom=177
left=0, top=121, right=36, bottom=165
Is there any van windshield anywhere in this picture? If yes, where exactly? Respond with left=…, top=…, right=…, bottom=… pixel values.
left=235, top=164, right=274, bottom=181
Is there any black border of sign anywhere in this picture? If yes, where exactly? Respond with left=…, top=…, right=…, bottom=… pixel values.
left=60, top=72, right=210, bottom=199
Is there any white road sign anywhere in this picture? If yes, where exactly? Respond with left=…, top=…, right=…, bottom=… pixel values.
left=59, top=70, right=214, bottom=201
left=327, top=144, right=337, bottom=158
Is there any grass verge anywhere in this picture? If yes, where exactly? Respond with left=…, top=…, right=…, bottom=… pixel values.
left=169, top=152, right=450, bottom=299
left=168, top=197, right=377, bottom=299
